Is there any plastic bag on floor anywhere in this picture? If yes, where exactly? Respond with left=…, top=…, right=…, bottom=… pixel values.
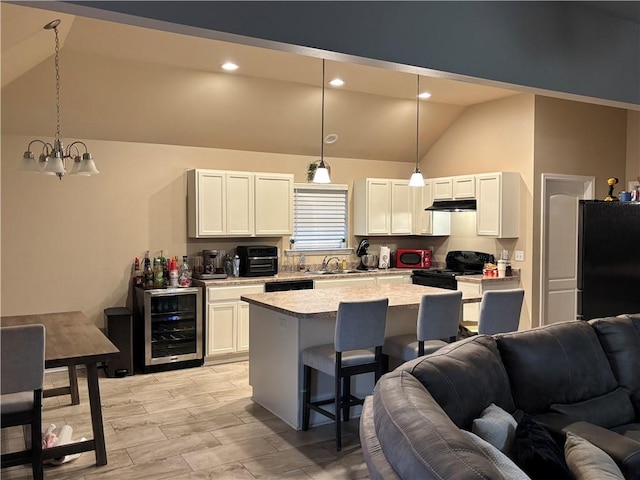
left=42, top=424, right=86, bottom=465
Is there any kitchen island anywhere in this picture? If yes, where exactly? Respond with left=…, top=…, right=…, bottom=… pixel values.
left=241, top=284, right=482, bottom=429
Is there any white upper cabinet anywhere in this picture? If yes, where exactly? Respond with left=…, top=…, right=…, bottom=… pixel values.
left=414, top=180, right=451, bottom=236
left=390, top=180, right=413, bottom=234
left=476, top=172, right=520, bottom=238
left=433, top=177, right=454, bottom=200
left=354, top=177, right=450, bottom=237
left=453, top=176, right=476, bottom=199
left=226, top=172, right=254, bottom=236
left=432, top=175, right=476, bottom=200
left=353, top=178, right=392, bottom=235
left=254, top=173, right=294, bottom=235
left=188, top=169, right=293, bottom=238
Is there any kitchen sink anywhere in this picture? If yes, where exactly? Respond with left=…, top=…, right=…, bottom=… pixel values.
left=307, top=269, right=359, bottom=275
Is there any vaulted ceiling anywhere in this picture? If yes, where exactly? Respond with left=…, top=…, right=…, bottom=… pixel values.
left=2, top=2, right=523, bottom=162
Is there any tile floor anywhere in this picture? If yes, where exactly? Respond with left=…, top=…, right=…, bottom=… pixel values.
left=1, top=362, right=369, bottom=480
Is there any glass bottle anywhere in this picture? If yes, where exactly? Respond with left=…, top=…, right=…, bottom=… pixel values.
left=178, top=256, right=192, bottom=287
left=143, top=256, right=154, bottom=289
left=153, top=257, right=164, bottom=288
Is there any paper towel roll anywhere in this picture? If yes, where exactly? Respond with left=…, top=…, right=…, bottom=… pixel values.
left=379, top=246, right=390, bottom=269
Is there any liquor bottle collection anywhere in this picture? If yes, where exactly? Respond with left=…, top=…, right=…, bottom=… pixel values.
left=133, top=251, right=192, bottom=289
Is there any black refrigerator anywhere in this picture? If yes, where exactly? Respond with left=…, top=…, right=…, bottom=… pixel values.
left=577, top=200, right=640, bottom=320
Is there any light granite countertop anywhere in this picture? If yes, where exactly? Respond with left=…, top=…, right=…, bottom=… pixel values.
left=192, top=267, right=520, bottom=288
left=456, top=272, right=521, bottom=285
left=241, top=284, right=482, bottom=318
left=192, top=267, right=415, bottom=287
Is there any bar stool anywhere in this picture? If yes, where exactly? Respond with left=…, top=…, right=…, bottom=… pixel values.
left=383, top=291, right=462, bottom=364
left=302, top=298, right=389, bottom=451
left=477, top=289, right=524, bottom=335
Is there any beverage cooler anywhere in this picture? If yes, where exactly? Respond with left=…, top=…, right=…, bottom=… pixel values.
left=133, top=285, right=203, bottom=373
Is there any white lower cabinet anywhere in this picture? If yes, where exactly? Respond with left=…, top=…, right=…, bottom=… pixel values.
left=314, top=276, right=377, bottom=289
left=457, top=279, right=520, bottom=324
left=206, top=284, right=264, bottom=357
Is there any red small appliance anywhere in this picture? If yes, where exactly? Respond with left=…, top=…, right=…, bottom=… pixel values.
left=395, top=249, right=432, bottom=269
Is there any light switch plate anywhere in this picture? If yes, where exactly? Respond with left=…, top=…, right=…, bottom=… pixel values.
left=515, top=250, right=524, bottom=261
left=502, top=250, right=509, bottom=260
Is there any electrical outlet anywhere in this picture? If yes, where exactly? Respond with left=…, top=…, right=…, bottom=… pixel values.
left=515, top=250, right=525, bottom=261
left=502, top=250, right=509, bottom=260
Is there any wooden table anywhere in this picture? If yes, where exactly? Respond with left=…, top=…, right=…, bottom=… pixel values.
left=1, top=311, right=119, bottom=466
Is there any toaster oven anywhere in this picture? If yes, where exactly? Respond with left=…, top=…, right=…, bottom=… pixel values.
left=395, top=249, right=432, bottom=269
left=236, top=245, right=278, bottom=277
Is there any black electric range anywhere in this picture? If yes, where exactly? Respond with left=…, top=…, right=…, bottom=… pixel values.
left=412, top=251, right=495, bottom=290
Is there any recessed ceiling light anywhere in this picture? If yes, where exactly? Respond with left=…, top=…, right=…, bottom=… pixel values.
left=329, top=78, right=345, bottom=87
left=220, top=62, right=239, bottom=71
left=418, top=92, right=432, bottom=99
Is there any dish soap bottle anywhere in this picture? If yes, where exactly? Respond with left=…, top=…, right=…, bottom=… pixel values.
left=299, top=253, right=306, bottom=272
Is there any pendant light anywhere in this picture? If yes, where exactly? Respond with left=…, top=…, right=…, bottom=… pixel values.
left=19, top=19, right=98, bottom=180
left=312, top=59, right=331, bottom=184
left=408, top=75, right=425, bottom=187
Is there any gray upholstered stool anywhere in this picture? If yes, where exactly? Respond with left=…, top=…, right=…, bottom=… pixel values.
left=302, top=298, right=388, bottom=451
left=383, top=290, right=462, bottom=363
left=1, top=324, right=45, bottom=480
left=477, top=288, right=524, bottom=335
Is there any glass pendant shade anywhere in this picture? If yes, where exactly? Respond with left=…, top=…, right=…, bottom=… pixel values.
left=77, top=154, right=100, bottom=175
left=312, top=162, right=331, bottom=183
left=19, top=152, right=39, bottom=172
left=43, top=154, right=65, bottom=175
left=68, top=156, right=82, bottom=175
left=409, top=168, right=425, bottom=187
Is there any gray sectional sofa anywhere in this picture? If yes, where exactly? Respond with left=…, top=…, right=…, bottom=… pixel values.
left=360, top=314, right=640, bottom=479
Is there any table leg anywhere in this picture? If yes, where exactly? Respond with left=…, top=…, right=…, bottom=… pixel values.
left=68, top=366, right=80, bottom=405
left=86, top=362, right=108, bottom=466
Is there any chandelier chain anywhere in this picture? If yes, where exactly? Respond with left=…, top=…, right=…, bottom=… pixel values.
left=416, top=75, right=420, bottom=168
left=54, top=25, right=62, bottom=142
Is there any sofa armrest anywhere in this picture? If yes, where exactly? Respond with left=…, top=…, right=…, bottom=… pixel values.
left=359, top=396, right=400, bottom=480
left=534, top=413, right=640, bottom=479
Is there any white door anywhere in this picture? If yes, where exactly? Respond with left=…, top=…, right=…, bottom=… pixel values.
left=540, top=174, right=594, bottom=327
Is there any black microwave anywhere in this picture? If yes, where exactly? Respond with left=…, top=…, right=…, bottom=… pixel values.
left=236, top=245, right=278, bottom=277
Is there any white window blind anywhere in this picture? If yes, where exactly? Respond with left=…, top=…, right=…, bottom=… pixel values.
left=293, top=184, right=348, bottom=251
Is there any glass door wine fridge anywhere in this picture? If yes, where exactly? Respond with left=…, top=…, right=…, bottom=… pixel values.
left=133, top=285, right=203, bottom=373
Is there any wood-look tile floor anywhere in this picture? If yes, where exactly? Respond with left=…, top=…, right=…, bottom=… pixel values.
left=1, top=362, right=369, bottom=480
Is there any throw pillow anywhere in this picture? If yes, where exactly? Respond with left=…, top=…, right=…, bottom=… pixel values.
left=472, top=403, right=518, bottom=459
left=564, top=432, right=624, bottom=480
left=463, top=430, right=531, bottom=480
left=513, top=413, right=573, bottom=480
left=550, top=387, right=635, bottom=428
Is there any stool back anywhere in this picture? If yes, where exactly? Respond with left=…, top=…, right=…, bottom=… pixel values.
left=477, top=289, right=524, bottom=335
left=1, top=324, right=45, bottom=395
left=417, top=291, right=462, bottom=342
left=335, top=298, right=389, bottom=352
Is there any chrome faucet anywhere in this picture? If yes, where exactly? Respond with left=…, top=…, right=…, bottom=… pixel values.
left=321, top=256, right=342, bottom=271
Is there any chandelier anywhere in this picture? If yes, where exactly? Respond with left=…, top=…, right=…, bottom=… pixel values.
left=19, top=19, right=98, bottom=180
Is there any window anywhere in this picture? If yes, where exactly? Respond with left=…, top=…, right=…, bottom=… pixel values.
left=293, top=184, right=348, bottom=251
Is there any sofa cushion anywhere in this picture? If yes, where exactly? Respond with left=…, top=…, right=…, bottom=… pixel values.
left=564, top=432, right=625, bottom=480
left=589, top=315, right=640, bottom=416
left=397, top=335, right=515, bottom=429
left=373, top=369, right=512, bottom=479
left=513, top=413, right=573, bottom=480
left=550, top=387, right=636, bottom=428
left=472, top=403, right=518, bottom=459
left=463, top=430, right=531, bottom=480
left=496, top=320, right=618, bottom=414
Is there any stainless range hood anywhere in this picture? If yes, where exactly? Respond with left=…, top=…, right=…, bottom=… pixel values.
left=425, top=199, right=477, bottom=212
